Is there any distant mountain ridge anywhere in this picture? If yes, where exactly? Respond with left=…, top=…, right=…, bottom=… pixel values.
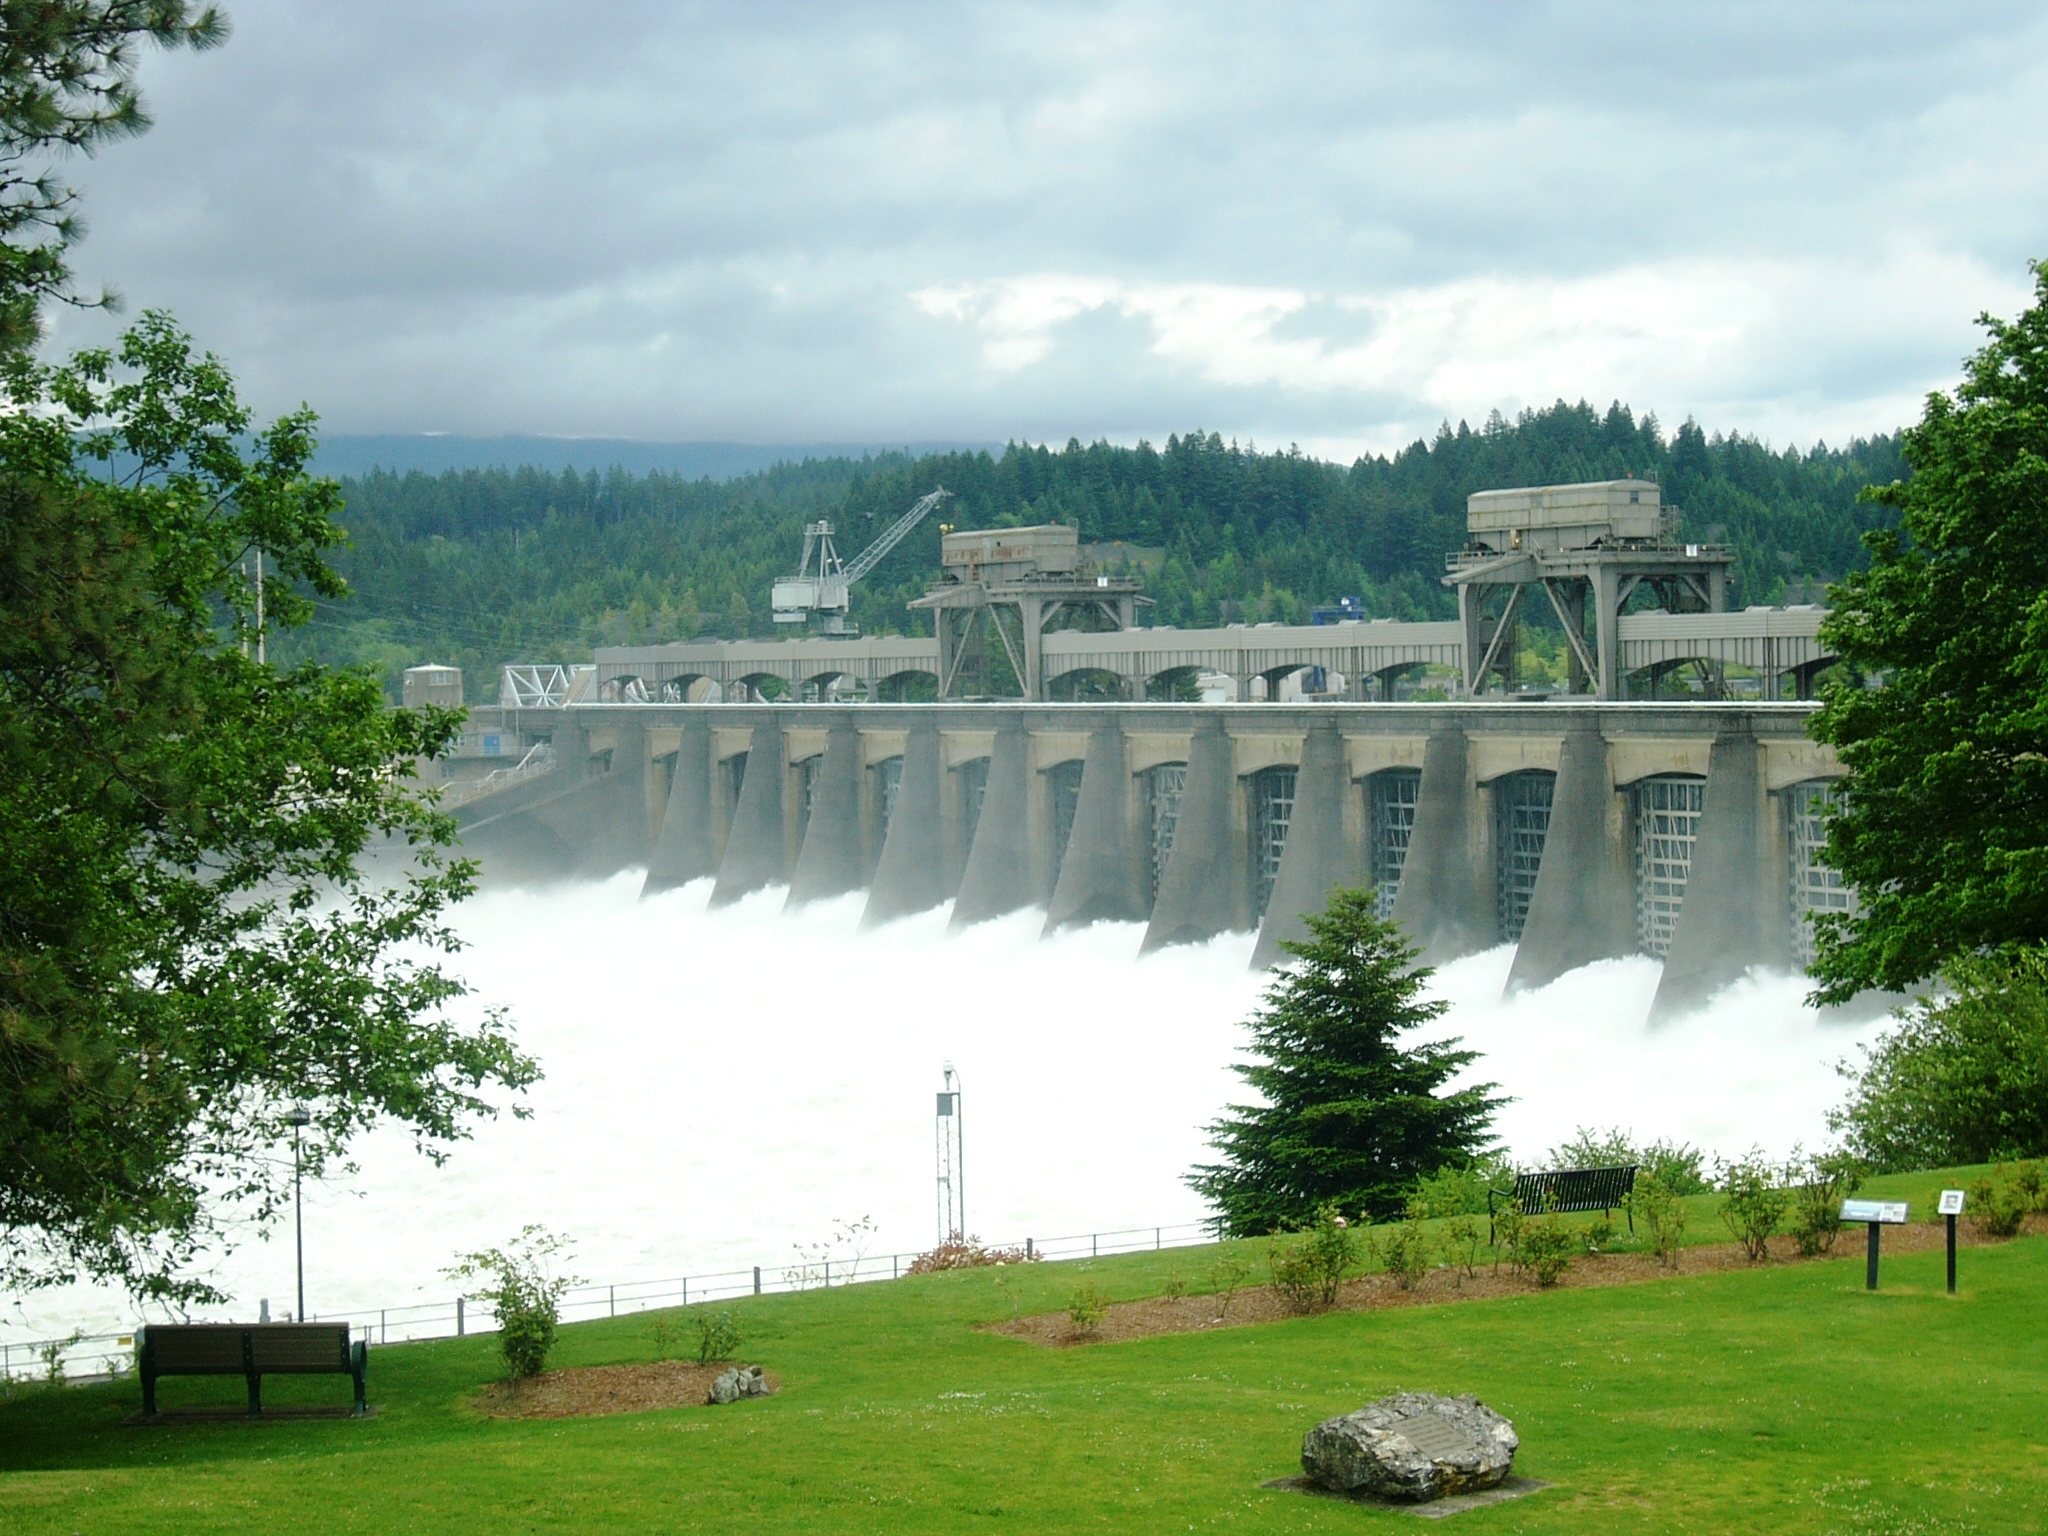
left=310, top=435, right=999, bottom=481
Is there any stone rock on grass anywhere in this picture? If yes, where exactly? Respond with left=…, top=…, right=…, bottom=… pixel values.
left=707, top=1365, right=769, bottom=1405
left=1301, top=1392, right=1517, bottom=1501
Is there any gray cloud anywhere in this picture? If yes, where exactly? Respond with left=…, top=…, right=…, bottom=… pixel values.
left=45, top=0, right=2048, bottom=456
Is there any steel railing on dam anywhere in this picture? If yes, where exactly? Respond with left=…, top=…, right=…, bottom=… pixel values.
left=452, top=699, right=1847, bottom=1024
left=587, top=606, right=1835, bottom=702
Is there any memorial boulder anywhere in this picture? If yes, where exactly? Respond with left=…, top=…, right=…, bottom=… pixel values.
left=1300, top=1392, right=1517, bottom=1501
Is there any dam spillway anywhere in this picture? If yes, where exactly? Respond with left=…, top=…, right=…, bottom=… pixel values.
left=450, top=700, right=1847, bottom=1021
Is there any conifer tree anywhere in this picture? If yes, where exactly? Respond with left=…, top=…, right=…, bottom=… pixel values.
left=1190, top=889, right=1502, bottom=1230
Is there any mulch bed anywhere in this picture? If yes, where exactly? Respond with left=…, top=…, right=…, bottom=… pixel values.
left=989, top=1214, right=2045, bottom=1348
left=471, top=1361, right=780, bottom=1419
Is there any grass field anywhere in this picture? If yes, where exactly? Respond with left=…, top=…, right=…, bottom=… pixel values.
left=2, top=1166, right=2040, bottom=1534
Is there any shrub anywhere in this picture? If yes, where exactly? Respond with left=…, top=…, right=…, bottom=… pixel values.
left=1442, top=1215, right=1481, bottom=1282
left=1967, top=1166, right=2034, bottom=1238
left=446, top=1227, right=578, bottom=1382
left=1545, top=1127, right=1709, bottom=1195
left=650, top=1317, right=676, bottom=1361
left=904, top=1236, right=1035, bottom=1274
left=1380, top=1215, right=1432, bottom=1290
left=1631, top=1174, right=1687, bottom=1268
left=1788, top=1149, right=1864, bottom=1257
left=1406, top=1155, right=1514, bottom=1219
left=1161, top=1274, right=1189, bottom=1300
left=1490, top=1200, right=1527, bottom=1275
left=1067, top=1286, right=1107, bottom=1335
left=1584, top=1214, right=1617, bottom=1252
left=1268, top=1203, right=1361, bottom=1312
left=693, top=1310, right=744, bottom=1365
left=1517, top=1217, right=1580, bottom=1288
left=1830, top=949, right=2048, bottom=1172
left=1717, top=1151, right=1791, bottom=1262
left=1207, top=1256, right=1252, bottom=1317
left=2015, top=1159, right=2048, bottom=1211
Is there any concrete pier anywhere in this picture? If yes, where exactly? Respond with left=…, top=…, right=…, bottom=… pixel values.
left=1045, top=722, right=1149, bottom=933
left=1142, top=716, right=1251, bottom=951
left=1391, top=727, right=1492, bottom=965
left=710, top=723, right=789, bottom=906
left=1650, top=730, right=1789, bottom=1021
left=642, top=718, right=717, bottom=897
left=1251, top=718, right=1357, bottom=968
left=1507, top=727, right=1634, bottom=992
left=950, top=723, right=1037, bottom=930
left=787, top=723, right=866, bottom=907
left=862, top=723, right=949, bottom=927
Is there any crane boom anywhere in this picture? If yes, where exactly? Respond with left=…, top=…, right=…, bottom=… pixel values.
left=844, top=487, right=951, bottom=584
left=770, top=486, right=953, bottom=634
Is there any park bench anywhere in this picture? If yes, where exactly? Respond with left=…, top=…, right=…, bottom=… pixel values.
left=1489, top=1164, right=1638, bottom=1243
left=139, top=1322, right=367, bottom=1418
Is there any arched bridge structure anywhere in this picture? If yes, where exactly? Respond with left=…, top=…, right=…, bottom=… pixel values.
left=450, top=698, right=1850, bottom=1021
left=590, top=606, right=1837, bottom=704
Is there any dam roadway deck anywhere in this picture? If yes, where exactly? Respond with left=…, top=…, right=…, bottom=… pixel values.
left=453, top=700, right=1842, bottom=1021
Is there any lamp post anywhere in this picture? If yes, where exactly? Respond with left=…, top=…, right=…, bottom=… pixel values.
left=285, top=1107, right=311, bottom=1321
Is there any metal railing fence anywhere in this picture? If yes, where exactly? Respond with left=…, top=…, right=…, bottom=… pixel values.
left=3, top=1218, right=1226, bottom=1384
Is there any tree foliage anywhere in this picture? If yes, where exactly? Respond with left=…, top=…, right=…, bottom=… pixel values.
left=1189, top=889, right=1501, bottom=1231
left=0, top=2, right=226, bottom=349
left=285, top=406, right=1905, bottom=701
left=1829, top=949, right=2048, bottom=1173
left=1809, top=261, right=2048, bottom=999
left=0, top=315, right=540, bottom=1300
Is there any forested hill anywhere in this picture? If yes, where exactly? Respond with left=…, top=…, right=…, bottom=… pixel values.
left=282, top=401, right=1905, bottom=700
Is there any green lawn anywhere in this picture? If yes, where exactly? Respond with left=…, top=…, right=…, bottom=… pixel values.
left=2, top=1166, right=2040, bottom=1534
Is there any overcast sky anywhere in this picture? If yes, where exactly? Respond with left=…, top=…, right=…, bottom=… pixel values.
left=46, top=1, right=2048, bottom=460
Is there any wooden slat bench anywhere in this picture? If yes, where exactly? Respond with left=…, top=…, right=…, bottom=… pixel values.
left=139, top=1323, right=367, bottom=1418
left=1490, top=1164, right=1639, bottom=1242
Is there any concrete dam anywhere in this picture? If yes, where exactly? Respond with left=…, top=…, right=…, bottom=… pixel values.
left=451, top=699, right=1849, bottom=1023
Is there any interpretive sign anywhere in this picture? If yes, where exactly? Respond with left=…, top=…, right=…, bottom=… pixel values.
left=1939, top=1189, right=1966, bottom=1292
left=1938, top=1189, right=1966, bottom=1216
left=1841, top=1200, right=1908, bottom=1224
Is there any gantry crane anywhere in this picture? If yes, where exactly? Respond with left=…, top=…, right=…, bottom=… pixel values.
left=771, top=487, right=952, bottom=635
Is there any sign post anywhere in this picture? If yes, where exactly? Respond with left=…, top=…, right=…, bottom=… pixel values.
left=1937, top=1189, right=1966, bottom=1294
left=1841, top=1200, right=1909, bottom=1290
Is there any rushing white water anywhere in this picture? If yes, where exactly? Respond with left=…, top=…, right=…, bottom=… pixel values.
left=5, top=873, right=1891, bottom=1347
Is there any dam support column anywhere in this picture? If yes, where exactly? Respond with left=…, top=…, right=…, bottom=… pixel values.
left=950, top=723, right=1037, bottom=930
left=862, top=723, right=949, bottom=927
left=787, top=723, right=866, bottom=907
left=1390, top=727, right=1492, bottom=964
left=1251, top=719, right=1357, bottom=968
left=642, top=716, right=717, bottom=897
left=1651, top=731, right=1786, bottom=1021
left=1508, top=727, right=1633, bottom=992
left=1142, top=716, right=1249, bottom=950
left=710, top=722, right=789, bottom=906
left=1045, top=722, right=1147, bottom=933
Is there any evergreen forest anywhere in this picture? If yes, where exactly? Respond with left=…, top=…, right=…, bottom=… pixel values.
left=281, top=400, right=1906, bottom=700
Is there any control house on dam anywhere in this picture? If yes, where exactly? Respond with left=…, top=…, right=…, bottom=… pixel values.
left=437, top=480, right=1855, bottom=1021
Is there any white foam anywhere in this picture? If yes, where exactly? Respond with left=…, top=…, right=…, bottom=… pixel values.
left=3, top=874, right=1888, bottom=1344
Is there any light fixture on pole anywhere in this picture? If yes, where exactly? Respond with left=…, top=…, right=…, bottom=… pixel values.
left=935, top=1064, right=964, bottom=1246
left=284, top=1106, right=311, bottom=1321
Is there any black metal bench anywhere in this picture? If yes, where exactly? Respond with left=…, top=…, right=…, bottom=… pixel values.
left=139, top=1323, right=367, bottom=1417
left=1490, top=1164, right=1638, bottom=1241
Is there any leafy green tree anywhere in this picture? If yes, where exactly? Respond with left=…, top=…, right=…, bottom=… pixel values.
left=0, top=314, right=540, bottom=1301
left=1829, top=949, right=2048, bottom=1172
left=0, top=2, right=227, bottom=349
left=1189, top=888, right=1502, bottom=1230
left=1809, top=262, right=2048, bottom=999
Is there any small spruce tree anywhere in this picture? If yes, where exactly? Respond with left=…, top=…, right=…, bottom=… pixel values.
left=1190, top=887, right=1503, bottom=1231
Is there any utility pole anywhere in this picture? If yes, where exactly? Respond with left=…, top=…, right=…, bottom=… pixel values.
left=285, top=1106, right=311, bottom=1319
